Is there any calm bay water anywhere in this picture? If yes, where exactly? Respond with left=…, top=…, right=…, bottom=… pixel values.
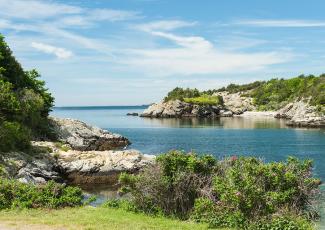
left=52, top=106, right=325, bottom=220
left=52, top=106, right=325, bottom=179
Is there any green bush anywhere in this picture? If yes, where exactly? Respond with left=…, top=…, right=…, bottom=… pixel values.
left=164, top=87, right=200, bottom=102
left=119, top=152, right=320, bottom=229
left=0, top=179, right=83, bottom=209
left=0, top=121, right=31, bottom=152
left=119, top=151, right=216, bottom=218
left=184, top=94, right=224, bottom=106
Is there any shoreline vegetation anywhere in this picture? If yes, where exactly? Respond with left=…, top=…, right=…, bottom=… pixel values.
left=0, top=34, right=324, bottom=229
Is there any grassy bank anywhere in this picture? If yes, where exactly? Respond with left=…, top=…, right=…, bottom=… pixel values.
left=0, top=207, right=220, bottom=230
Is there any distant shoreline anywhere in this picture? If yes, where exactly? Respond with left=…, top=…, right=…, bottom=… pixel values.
left=53, top=105, right=150, bottom=110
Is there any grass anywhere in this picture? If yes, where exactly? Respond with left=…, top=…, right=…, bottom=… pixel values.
left=183, top=94, right=223, bottom=106
left=0, top=206, right=228, bottom=230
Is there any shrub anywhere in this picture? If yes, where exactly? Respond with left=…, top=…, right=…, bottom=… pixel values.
left=190, top=156, right=320, bottom=229
left=184, top=94, right=224, bottom=106
left=0, top=179, right=83, bottom=209
left=213, top=157, right=320, bottom=219
left=119, top=151, right=216, bottom=219
left=0, top=121, right=31, bottom=152
left=119, top=152, right=320, bottom=229
left=164, top=87, right=200, bottom=102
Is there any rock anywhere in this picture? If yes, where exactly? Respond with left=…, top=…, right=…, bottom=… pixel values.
left=140, top=100, right=231, bottom=118
left=2, top=141, right=155, bottom=185
left=1, top=150, right=62, bottom=185
left=127, top=113, right=138, bottom=116
left=50, top=117, right=130, bottom=151
left=213, top=91, right=255, bottom=115
left=220, top=110, right=233, bottom=117
left=274, top=100, right=325, bottom=127
left=57, top=148, right=155, bottom=184
left=141, top=103, right=165, bottom=117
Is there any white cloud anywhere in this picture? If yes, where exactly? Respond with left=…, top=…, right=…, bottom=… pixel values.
left=150, top=31, right=213, bottom=50
left=121, top=31, right=292, bottom=76
left=31, top=42, right=73, bottom=59
left=0, top=0, right=81, bottom=19
left=235, top=19, right=325, bottom=27
left=135, top=20, right=197, bottom=32
left=88, top=9, right=140, bottom=22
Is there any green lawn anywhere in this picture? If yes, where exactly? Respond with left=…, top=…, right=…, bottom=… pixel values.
left=0, top=207, right=226, bottom=230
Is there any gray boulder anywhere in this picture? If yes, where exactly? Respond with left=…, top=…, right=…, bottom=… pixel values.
left=50, top=117, right=130, bottom=151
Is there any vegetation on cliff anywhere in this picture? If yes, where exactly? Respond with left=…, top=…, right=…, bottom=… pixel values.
left=0, top=34, right=54, bottom=152
left=164, top=74, right=325, bottom=112
left=115, top=151, right=320, bottom=229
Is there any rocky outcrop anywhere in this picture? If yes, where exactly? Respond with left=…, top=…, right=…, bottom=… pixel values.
left=57, top=148, right=154, bottom=184
left=275, top=100, right=325, bottom=127
left=1, top=150, right=62, bottom=184
left=127, top=113, right=138, bottom=116
left=140, top=91, right=257, bottom=118
left=50, top=117, right=130, bottom=151
left=213, top=91, right=255, bottom=115
left=140, top=100, right=231, bottom=118
left=2, top=141, right=154, bottom=185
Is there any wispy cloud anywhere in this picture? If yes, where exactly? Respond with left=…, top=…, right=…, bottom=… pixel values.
left=31, top=42, right=73, bottom=59
left=234, top=19, right=325, bottom=27
left=135, top=20, right=197, bottom=32
left=0, top=0, right=81, bottom=19
left=121, top=30, right=291, bottom=75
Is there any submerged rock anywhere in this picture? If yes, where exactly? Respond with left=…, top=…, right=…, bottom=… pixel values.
left=50, top=117, right=130, bottom=151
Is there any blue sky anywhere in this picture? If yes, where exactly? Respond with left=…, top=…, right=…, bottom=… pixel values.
left=1, top=0, right=325, bottom=106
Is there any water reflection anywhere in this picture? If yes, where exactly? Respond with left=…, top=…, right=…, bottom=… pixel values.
left=140, top=116, right=288, bottom=129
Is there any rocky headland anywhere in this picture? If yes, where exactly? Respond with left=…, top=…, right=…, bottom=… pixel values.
left=1, top=117, right=154, bottom=185
left=140, top=93, right=324, bottom=128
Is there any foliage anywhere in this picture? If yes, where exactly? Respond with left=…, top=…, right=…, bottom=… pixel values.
left=0, top=121, right=31, bottom=152
left=184, top=94, right=224, bottom=106
left=0, top=34, right=55, bottom=152
left=0, top=179, right=83, bottom=209
left=119, top=151, right=216, bottom=219
left=216, top=81, right=265, bottom=94
left=249, top=75, right=325, bottom=110
left=164, top=87, right=200, bottom=102
left=164, top=74, right=324, bottom=112
left=54, top=142, right=72, bottom=152
left=119, top=151, right=320, bottom=229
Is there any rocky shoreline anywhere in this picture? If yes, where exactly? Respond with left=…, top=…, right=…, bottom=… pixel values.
left=1, top=117, right=154, bottom=185
left=139, top=92, right=324, bottom=128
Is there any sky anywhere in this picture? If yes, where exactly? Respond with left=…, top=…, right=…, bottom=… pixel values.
left=1, top=0, right=325, bottom=106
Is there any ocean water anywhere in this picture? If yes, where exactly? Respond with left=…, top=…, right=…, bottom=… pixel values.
left=52, top=106, right=325, bottom=179
left=51, top=106, right=325, bottom=221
